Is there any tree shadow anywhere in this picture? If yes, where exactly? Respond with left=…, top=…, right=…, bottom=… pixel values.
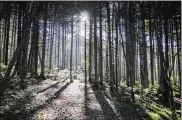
left=85, top=82, right=152, bottom=120
left=28, top=82, right=70, bottom=115
left=112, top=91, right=152, bottom=120
left=0, top=91, right=35, bottom=120
left=84, top=82, right=120, bottom=120
left=0, top=82, right=70, bottom=120
left=37, top=81, right=60, bottom=94
left=29, top=78, right=45, bottom=86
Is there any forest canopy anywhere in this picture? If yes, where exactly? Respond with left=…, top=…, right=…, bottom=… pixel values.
left=0, top=1, right=181, bottom=120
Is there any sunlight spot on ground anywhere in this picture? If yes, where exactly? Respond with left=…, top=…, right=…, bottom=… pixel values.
left=36, top=113, right=48, bottom=120
left=73, top=80, right=80, bottom=83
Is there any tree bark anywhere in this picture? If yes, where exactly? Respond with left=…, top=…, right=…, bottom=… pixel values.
left=70, top=15, right=73, bottom=82
left=106, top=2, right=114, bottom=92
left=40, top=2, right=48, bottom=79
left=99, top=1, right=103, bottom=85
left=94, top=7, right=98, bottom=86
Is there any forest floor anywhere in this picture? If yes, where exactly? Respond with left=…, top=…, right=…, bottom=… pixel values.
left=0, top=69, right=181, bottom=120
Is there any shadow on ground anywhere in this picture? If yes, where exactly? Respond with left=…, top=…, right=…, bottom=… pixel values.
left=0, top=82, right=70, bottom=120
left=84, top=81, right=152, bottom=120
left=37, top=82, right=60, bottom=94
left=84, top=82, right=119, bottom=120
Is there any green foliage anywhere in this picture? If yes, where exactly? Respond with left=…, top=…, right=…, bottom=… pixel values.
left=147, top=104, right=181, bottom=120
left=170, top=75, right=180, bottom=92
left=121, top=83, right=127, bottom=90
left=172, top=84, right=180, bottom=92
left=116, top=102, right=149, bottom=119
left=147, top=112, right=162, bottom=120
left=149, top=83, right=160, bottom=95
left=0, top=63, right=7, bottom=71
left=0, top=63, right=7, bottom=77
left=135, top=81, right=142, bottom=89
left=81, top=59, right=89, bottom=69
left=173, top=91, right=180, bottom=97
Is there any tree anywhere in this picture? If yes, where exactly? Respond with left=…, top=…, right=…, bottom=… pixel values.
left=62, top=23, right=65, bottom=70
left=88, top=12, right=93, bottom=82
left=3, top=2, right=40, bottom=81
left=39, top=2, right=48, bottom=79
left=99, top=1, right=103, bottom=85
left=70, top=14, right=73, bottom=82
left=114, top=2, right=119, bottom=90
left=106, top=2, right=114, bottom=92
left=138, top=2, right=148, bottom=88
left=4, top=3, right=11, bottom=66
left=84, top=18, right=87, bottom=82
left=94, top=4, right=98, bottom=87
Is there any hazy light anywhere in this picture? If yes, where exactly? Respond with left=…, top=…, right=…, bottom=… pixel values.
left=81, top=11, right=88, bottom=21
left=80, top=11, right=88, bottom=37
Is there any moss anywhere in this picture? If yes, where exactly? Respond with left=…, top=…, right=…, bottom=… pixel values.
left=135, top=81, right=142, bottom=89
left=0, top=62, right=7, bottom=76
left=172, top=84, right=180, bottom=92
left=173, top=91, right=180, bottom=97
left=147, top=104, right=182, bottom=120
left=146, top=84, right=160, bottom=97
left=148, top=112, right=162, bottom=120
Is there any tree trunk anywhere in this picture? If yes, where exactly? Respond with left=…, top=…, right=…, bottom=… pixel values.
left=99, top=1, right=103, bottom=85
left=70, top=15, right=73, bottom=82
left=106, top=2, right=114, bottom=92
left=39, top=2, right=48, bottom=79
left=175, top=15, right=181, bottom=94
left=4, top=4, right=11, bottom=65
left=89, top=14, right=93, bottom=82
left=149, top=6, right=154, bottom=85
left=57, top=23, right=61, bottom=68
left=115, top=3, right=119, bottom=90
left=62, top=23, right=65, bottom=70
left=94, top=7, right=98, bottom=86
left=84, top=20, right=87, bottom=82
left=139, top=2, right=148, bottom=88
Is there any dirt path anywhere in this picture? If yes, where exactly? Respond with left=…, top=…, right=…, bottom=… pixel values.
left=0, top=70, right=121, bottom=120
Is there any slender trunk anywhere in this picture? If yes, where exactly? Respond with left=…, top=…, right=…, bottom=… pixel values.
left=149, top=7, right=154, bottom=85
left=62, top=24, right=65, bottom=70
left=4, top=5, right=11, bottom=65
left=70, top=15, right=73, bottom=82
left=84, top=20, right=87, bottom=82
left=94, top=8, right=98, bottom=86
left=10, top=13, right=15, bottom=60
left=40, top=2, right=48, bottom=79
left=107, top=2, right=114, bottom=92
left=105, top=18, right=109, bottom=82
left=33, top=17, right=39, bottom=78
left=175, top=16, right=181, bottom=94
left=115, top=3, right=119, bottom=90
left=76, top=22, right=78, bottom=69
left=58, top=24, right=61, bottom=68
left=139, top=2, right=148, bottom=88
left=99, top=1, right=103, bottom=85
left=16, top=3, right=22, bottom=76
left=49, top=23, right=53, bottom=71
left=89, top=15, right=93, bottom=82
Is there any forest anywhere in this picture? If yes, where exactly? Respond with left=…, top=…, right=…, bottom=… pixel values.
left=0, top=1, right=181, bottom=120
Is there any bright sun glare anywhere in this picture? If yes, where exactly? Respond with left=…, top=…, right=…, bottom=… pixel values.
left=80, top=11, right=88, bottom=36
left=81, top=11, right=88, bottom=21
